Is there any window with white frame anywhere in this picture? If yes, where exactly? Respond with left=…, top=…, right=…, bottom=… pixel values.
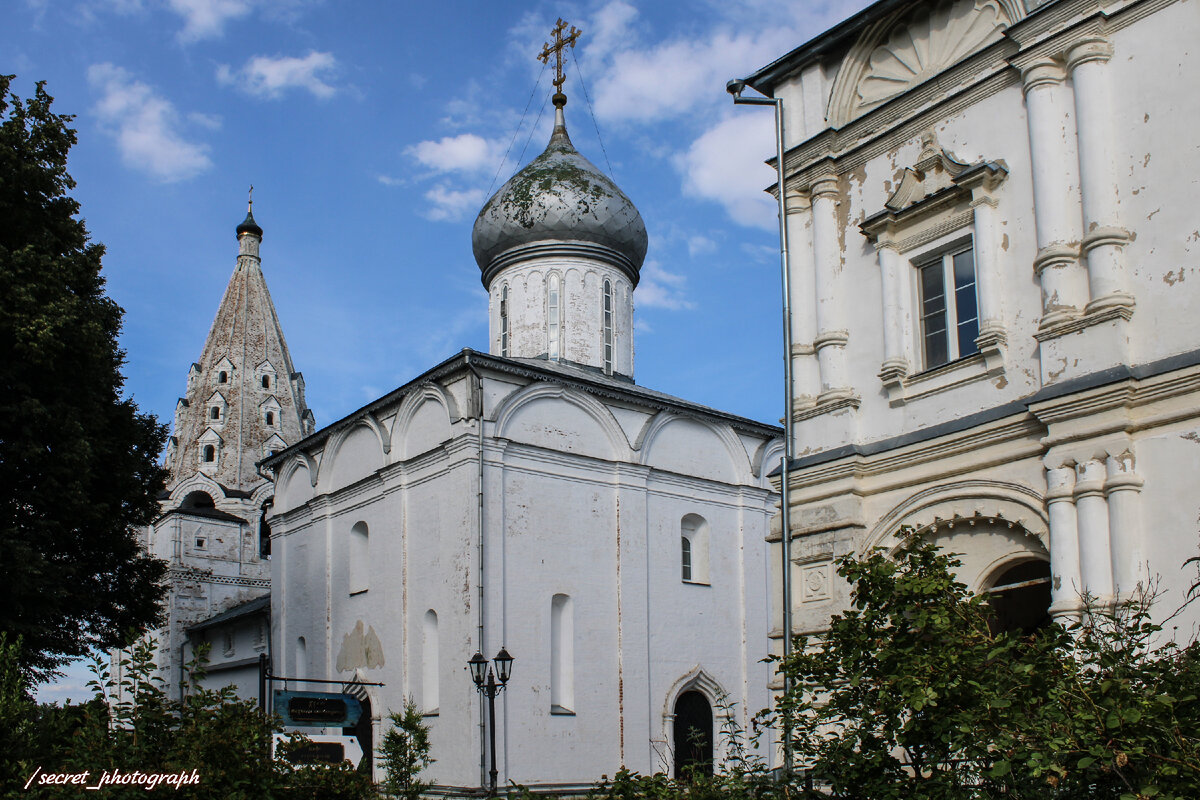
left=548, top=273, right=561, bottom=361
left=916, top=240, right=978, bottom=369
left=680, top=514, right=710, bottom=584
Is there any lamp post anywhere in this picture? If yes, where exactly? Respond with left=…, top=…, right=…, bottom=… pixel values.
left=468, top=647, right=514, bottom=796
left=727, top=76, right=794, bottom=777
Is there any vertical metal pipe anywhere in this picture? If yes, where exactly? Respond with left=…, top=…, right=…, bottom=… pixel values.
left=732, top=86, right=794, bottom=775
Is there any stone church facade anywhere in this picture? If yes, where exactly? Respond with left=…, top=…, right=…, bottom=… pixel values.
left=734, top=0, right=1200, bottom=677
left=261, top=99, right=783, bottom=789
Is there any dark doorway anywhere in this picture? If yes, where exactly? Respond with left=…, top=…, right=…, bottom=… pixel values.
left=673, top=690, right=713, bottom=779
left=987, top=560, right=1053, bottom=634
left=344, top=692, right=373, bottom=776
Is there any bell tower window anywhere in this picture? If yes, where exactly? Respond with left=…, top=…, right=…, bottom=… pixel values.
left=261, top=375, right=270, bottom=389
left=218, top=371, right=228, bottom=383
left=203, top=445, right=216, bottom=463
left=210, top=406, right=221, bottom=420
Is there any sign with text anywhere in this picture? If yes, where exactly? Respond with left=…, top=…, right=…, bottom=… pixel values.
left=272, top=734, right=363, bottom=767
left=273, top=690, right=362, bottom=728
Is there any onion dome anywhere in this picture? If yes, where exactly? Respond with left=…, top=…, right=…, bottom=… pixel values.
left=236, top=208, right=262, bottom=238
left=472, top=104, right=647, bottom=287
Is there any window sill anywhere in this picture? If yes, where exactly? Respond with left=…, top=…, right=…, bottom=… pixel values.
left=348, top=589, right=368, bottom=597
left=422, top=709, right=439, bottom=718
left=550, top=705, right=575, bottom=716
left=682, top=579, right=711, bottom=587
left=879, top=330, right=1005, bottom=407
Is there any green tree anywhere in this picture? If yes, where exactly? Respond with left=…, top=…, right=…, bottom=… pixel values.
left=775, top=535, right=1200, bottom=799
left=0, top=75, right=168, bottom=683
left=380, top=697, right=434, bottom=799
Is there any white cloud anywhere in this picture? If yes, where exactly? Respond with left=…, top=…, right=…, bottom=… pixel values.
left=87, top=63, right=212, bottom=183
left=678, top=113, right=777, bottom=230
left=423, top=184, right=486, bottom=222
left=636, top=261, right=694, bottom=311
left=687, top=235, right=717, bottom=257
left=376, top=174, right=404, bottom=187
left=406, top=133, right=506, bottom=174
left=168, top=0, right=251, bottom=42
left=217, top=51, right=339, bottom=99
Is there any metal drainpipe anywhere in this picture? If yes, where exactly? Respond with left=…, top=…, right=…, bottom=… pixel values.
left=464, top=351, right=488, bottom=789
left=730, top=81, right=795, bottom=775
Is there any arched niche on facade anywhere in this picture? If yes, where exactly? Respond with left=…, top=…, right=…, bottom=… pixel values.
left=825, top=0, right=1024, bottom=128
left=321, top=423, right=386, bottom=493
left=276, top=456, right=315, bottom=511
left=493, top=383, right=631, bottom=461
left=393, top=384, right=456, bottom=461
left=637, top=412, right=750, bottom=485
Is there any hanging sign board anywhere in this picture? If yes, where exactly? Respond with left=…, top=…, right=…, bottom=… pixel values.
left=274, top=690, right=363, bottom=728
left=272, top=734, right=363, bottom=767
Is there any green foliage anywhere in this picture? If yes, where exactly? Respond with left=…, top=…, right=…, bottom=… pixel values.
left=775, top=535, right=1200, bottom=799
left=379, top=697, right=434, bottom=799
left=0, top=75, right=168, bottom=683
left=0, top=635, right=374, bottom=799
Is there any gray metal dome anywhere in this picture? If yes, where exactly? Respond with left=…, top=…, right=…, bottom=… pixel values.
left=472, top=107, right=647, bottom=287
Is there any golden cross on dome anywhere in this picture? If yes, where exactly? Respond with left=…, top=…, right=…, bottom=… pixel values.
left=538, top=18, right=581, bottom=99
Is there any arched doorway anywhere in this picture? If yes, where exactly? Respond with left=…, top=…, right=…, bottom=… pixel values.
left=986, top=559, right=1052, bottom=634
left=344, top=691, right=373, bottom=775
left=673, top=690, right=713, bottom=779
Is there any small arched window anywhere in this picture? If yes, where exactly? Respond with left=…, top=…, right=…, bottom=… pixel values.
left=602, top=279, right=614, bottom=374
left=551, top=593, right=574, bottom=714
left=210, top=406, right=221, bottom=420
left=203, top=445, right=216, bottom=463
left=548, top=273, right=561, bottom=361
left=681, top=514, right=710, bottom=584
left=423, top=610, right=439, bottom=714
left=261, top=375, right=270, bottom=389
left=349, top=522, right=369, bottom=595
left=500, top=284, right=510, bottom=357
left=265, top=411, right=274, bottom=426
left=218, top=371, right=228, bottom=383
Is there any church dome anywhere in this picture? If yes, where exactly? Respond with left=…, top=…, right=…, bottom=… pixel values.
left=472, top=107, right=647, bottom=287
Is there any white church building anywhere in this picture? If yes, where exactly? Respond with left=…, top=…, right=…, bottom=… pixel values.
left=254, top=94, right=783, bottom=789
left=730, top=0, right=1200, bottom=661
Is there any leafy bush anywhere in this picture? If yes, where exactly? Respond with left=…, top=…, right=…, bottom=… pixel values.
left=774, top=535, right=1200, bottom=800
left=1, top=635, right=374, bottom=799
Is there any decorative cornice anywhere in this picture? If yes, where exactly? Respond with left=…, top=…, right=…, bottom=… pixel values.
left=1033, top=301, right=1133, bottom=342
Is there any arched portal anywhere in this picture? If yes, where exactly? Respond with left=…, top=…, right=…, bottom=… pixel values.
left=673, top=690, right=713, bottom=779
left=986, top=559, right=1052, bottom=634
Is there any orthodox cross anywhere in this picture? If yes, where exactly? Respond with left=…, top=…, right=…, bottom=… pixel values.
left=538, top=18, right=581, bottom=98
left=248, top=184, right=254, bottom=212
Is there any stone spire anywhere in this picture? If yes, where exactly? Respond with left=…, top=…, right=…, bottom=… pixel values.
left=164, top=204, right=315, bottom=499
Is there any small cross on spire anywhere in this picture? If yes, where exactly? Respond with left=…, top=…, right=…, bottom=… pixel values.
left=248, top=184, right=254, bottom=212
left=538, top=18, right=581, bottom=107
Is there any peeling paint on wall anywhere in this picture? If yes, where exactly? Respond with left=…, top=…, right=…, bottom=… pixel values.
left=336, top=620, right=385, bottom=672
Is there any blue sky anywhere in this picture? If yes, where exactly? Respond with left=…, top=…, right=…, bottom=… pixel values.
left=7, top=0, right=874, bottom=701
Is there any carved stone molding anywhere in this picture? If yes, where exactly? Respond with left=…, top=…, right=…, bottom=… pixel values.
left=827, top=0, right=1021, bottom=127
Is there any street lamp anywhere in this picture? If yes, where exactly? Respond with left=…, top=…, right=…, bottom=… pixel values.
left=469, top=647, right=514, bottom=796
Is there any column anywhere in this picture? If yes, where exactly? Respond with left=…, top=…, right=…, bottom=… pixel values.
left=1067, top=38, right=1133, bottom=311
left=1105, top=451, right=1145, bottom=599
left=810, top=176, right=850, bottom=401
left=1074, top=458, right=1113, bottom=605
left=1045, top=465, right=1082, bottom=616
left=1021, top=59, right=1088, bottom=328
left=785, top=190, right=820, bottom=407
left=968, top=190, right=1007, bottom=371
left=875, top=242, right=910, bottom=392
